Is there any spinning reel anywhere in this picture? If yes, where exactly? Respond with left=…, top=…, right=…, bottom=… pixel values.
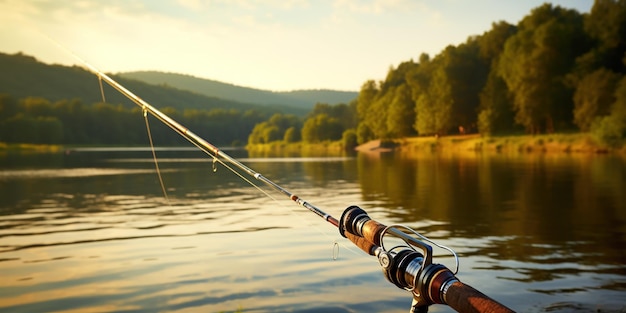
left=339, top=206, right=462, bottom=312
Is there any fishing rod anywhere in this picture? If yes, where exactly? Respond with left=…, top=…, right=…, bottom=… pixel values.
left=75, top=57, right=339, bottom=227
left=75, top=57, right=514, bottom=313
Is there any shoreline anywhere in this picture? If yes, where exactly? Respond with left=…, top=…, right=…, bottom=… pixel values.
left=3, top=133, right=625, bottom=157
left=356, top=133, right=626, bottom=156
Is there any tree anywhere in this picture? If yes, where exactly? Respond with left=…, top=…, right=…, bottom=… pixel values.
left=476, top=21, right=518, bottom=135
left=583, top=0, right=626, bottom=73
left=342, top=129, right=358, bottom=150
left=309, top=102, right=357, bottom=130
left=573, top=68, right=621, bottom=131
left=499, top=4, right=588, bottom=133
left=356, top=123, right=374, bottom=144
left=2, top=113, right=37, bottom=143
left=283, top=126, right=300, bottom=143
left=301, top=114, right=343, bottom=143
left=0, top=94, right=18, bottom=120
left=356, top=80, right=381, bottom=138
left=368, top=88, right=392, bottom=139
left=36, top=116, right=63, bottom=144
left=477, top=70, right=516, bottom=135
left=386, top=84, right=416, bottom=137
left=406, top=54, right=433, bottom=135
left=415, top=92, right=438, bottom=135
left=417, top=61, right=453, bottom=135
left=441, top=40, right=490, bottom=131
left=478, top=21, right=517, bottom=61
left=247, top=113, right=301, bottom=144
left=590, top=76, right=626, bottom=145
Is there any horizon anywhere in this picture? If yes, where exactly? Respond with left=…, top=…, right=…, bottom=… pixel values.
left=1, top=0, right=593, bottom=92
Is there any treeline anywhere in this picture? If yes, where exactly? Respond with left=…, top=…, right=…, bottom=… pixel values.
left=4, top=1, right=626, bottom=149
left=0, top=95, right=266, bottom=146
left=248, top=1, right=626, bottom=148
left=247, top=102, right=358, bottom=147
left=356, top=1, right=626, bottom=145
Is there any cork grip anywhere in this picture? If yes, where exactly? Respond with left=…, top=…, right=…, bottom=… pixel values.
left=345, top=232, right=377, bottom=255
left=360, top=219, right=387, bottom=246
left=445, top=281, right=514, bottom=313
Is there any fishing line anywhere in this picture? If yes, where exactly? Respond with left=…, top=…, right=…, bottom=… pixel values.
left=93, top=65, right=171, bottom=207
left=143, top=108, right=171, bottom=206
left=94, top=64, right=171, bottom=206
left=98, top=76, right=106, bottom=103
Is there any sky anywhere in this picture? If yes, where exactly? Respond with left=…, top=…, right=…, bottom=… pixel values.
left=1, top=0, right=593, bottom=92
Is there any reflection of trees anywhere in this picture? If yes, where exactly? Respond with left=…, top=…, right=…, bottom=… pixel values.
left=355, top=151, right=626, bottom=271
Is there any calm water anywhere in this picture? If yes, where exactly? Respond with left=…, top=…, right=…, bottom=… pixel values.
left=0, top=148, right=624, bottom=313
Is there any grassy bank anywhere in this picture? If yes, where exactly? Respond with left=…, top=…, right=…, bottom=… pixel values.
left=3, top=133, right=623, bottom=156
left=0, top=142, right=64, bottom=153
left=246, top=141, right=348, bottom=157
left=384, top=133, right=626, bottom=155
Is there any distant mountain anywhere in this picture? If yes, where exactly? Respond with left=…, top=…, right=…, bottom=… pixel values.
left=0, top=52, right=307, bottom=115
left=118, top=71, right=358, bottom=110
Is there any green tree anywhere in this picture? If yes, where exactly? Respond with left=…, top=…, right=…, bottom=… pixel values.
left=583, top=0, right=626, bottom=73
left=419, top=61, right=453, bottom=135
left=478, top=21, right=518, bottom=61
left=406, top=54, right=433, bottom=135
left=386, top=84, right=416, bottom=137
left=573, top=68, right=621, bottom=131
left=591, top=75, right=626, bottom=145
left=415, top=92, right=439, bottom=135
left=21, top=97, right=53, bottom=116
left=53, top=99, right=88, bottom=143
left=441, top=40, right=490, bottom=131
left=368, top=88, right=392, bottom=138
left=476, top=21, right=518, bottom=135
left=477, top=70, right=516, bottom=135
left=356, top=80, right=380, bottom=138
left=499, top=4, right=588, bottom=133
left=301, top=114, right=343, bottom=143
left=356, top=123, right=374, bottom=144
left=0, top=94, right=18, bottom=120
left=36, top=116, right=63, bottom=144
left=2, top=113, right=37, bottom=143
left=247, top=113, right=301, bottom=144
left=342, top=129, right=358, bottom=150
left=283, top=126, right=300, bottom=143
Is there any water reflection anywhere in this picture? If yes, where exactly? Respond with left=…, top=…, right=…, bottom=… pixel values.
left=355, top=151, right=626, bottom=310
left=0, top=148, right=624, bottom=312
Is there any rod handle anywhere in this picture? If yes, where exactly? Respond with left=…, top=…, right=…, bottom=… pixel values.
left=345, top=232, right=378, bottom=255
left=445, top=281, right=514, bottom=313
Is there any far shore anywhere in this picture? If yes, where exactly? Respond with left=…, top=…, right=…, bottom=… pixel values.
left=357, top=133, right=626, bottom=156
left=2, top=133, right=625, bottom=157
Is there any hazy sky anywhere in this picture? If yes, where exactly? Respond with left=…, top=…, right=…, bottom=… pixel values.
left=1, top=0, right=593, bottom=91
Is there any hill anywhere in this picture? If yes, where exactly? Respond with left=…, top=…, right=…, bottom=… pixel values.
left=0, top=52, right=307, bottom=115
left=118, top=71, right=358, bottom=110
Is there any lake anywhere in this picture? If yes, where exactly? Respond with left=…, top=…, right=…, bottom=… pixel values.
left=0, top=147, right=624, bottom=313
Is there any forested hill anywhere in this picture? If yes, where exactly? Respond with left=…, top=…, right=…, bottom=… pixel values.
left=0, top=52, right=306, bottom=115
left=118, top=71, right=358, bottom=109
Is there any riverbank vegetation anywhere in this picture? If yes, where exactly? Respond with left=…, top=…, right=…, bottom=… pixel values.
left=393, top=133, right=626, bottom=155
left=2, top=1, right=625, bottom=154
left=0, top=94, right=266, bottom=147
left=248, top=1, right=626, bottom=152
